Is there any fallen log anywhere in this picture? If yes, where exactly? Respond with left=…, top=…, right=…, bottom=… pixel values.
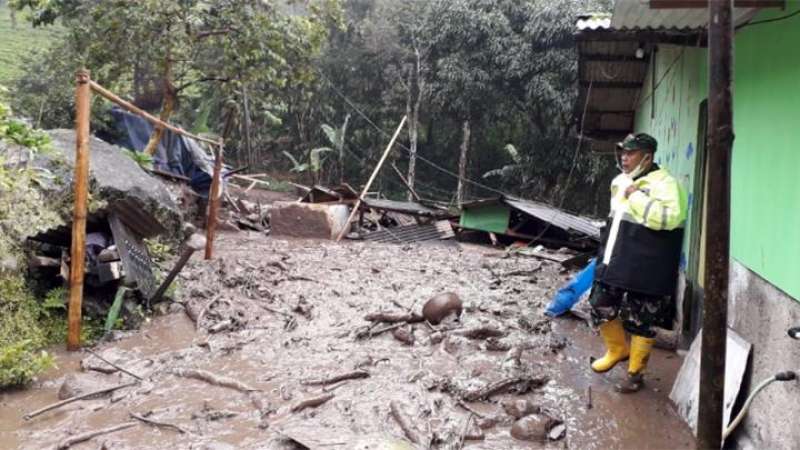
left=389, top=401, right=422, bottom=444
left=301, top=370, right=369, bottom=386
left=171, top=368, right=258, bottom=393
left=56, top=422, right=137, bottom=449
left=23, top=381, right=138, bottom=420
left=130, top=412, right=191, bottom=434
left=461, top=376, right=548, bottom=402
left=290, top=393, right=335, bottom=413
left=364, top=312, right=424, bottom=324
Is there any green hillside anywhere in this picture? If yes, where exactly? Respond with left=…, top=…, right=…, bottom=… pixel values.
left=0, top=3, right=60, bottom=88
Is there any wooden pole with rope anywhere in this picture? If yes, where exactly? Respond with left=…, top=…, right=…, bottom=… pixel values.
left=67, top=69, right=92, bottom=351
left=335, top=116, right=407, bottom=242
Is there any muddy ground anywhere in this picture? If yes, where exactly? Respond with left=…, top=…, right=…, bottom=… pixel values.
left=0, top=232, right=696, bottom=449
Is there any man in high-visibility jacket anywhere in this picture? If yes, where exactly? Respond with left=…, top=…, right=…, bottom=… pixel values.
left=589, top=133, right=687, bottom=393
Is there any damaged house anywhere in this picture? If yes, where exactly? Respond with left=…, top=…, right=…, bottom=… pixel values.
left=576, top=2, right=800, bottom=447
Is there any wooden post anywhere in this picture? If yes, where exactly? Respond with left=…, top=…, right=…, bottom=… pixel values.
left=697, top=1, right=733, bottom=448
left=67, top=69, right=92, bottom=351
left=335, top=116, right=407, bottom=242
left=205, top=143, right=224, bottom=259
left=391, top=163, right=421, bottom=202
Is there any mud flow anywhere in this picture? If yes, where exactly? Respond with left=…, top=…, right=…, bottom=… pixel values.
left=0, top=233, right=695, bottom=449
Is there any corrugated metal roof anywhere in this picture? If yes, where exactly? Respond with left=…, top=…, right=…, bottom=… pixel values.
left=577, top=14, right=612, bottom=30
left=611, top=2, right=760, bottom=31
left=361, top=199, right=442, bottom=217
left=460, top=197, right=601, bottom=240
left=504, top=198, right=601, bottom=240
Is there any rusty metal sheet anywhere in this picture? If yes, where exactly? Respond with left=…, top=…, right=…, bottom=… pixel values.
left=108, top=212, right=157, bottom=298
left=362, top=199, right=444, bottom=217
left=363, top=220, right=454, bottom=244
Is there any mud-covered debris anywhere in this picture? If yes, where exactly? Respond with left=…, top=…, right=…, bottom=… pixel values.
left=58, top=373, right=117, bottom=400
left=484, top=337, right=512, bottom=351
left=502, top=399, right=539, bottom=419
left=422, top=292, right=463, bottom=325
left=290, top=393, right=335, bottom=413
left=392, top=326, right=415, bottom=345
left=510, top=414, right=552, bottom=441
left=458, top=325, right=507, bottom=340
left=301, top=370, right=370, bottom=386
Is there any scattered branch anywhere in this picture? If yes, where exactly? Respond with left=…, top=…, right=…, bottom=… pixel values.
left=24, top=382, right=138, bottom=421
left=56, top=422, right=137, bottom=449
left=290, top=393, right=335, bottom=413
left=171, top=368, right=258, bottom=393
left=130, top=412, right=192, bottom=434
left=85, top=348, right=144, bottom=380
left=301, top=370, right=370, bottom=386
left=390, top=401, right=422, bottom=444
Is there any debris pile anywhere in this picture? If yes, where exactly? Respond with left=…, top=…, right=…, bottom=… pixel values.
left=10, top=234, right=587, bottom=449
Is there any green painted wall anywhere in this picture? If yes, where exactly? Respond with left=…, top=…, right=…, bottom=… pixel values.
left=731, top=5, right=800, bottom=301
left=459, top=203, right=510, bottom=234
left=633, top=46, right=708, bottom=273
left=631, top=6, right=800, bottom=302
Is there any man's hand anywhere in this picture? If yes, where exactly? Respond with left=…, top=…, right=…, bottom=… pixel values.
left=624, top=185, right=639, bottom=199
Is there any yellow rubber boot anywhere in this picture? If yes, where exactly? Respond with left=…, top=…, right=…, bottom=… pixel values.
left=617, top=335, right=656, bottom=393
left=590, top=319, right=629, bottom=373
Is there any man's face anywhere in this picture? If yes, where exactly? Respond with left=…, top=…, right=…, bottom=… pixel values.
left=620, top=149, right=650, bottom=174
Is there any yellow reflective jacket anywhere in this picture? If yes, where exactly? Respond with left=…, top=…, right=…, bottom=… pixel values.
left=596, top=165, right=688, bottom=296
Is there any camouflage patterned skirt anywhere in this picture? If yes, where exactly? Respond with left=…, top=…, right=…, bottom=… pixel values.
left=588, top=282, right=675, bottom=338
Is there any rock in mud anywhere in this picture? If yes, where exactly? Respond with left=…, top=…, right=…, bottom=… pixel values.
left=422, top=292, right=463, bottom=325
left=58, top=373, right=116, bottom=400
left=510, top=414, right=552, bottom=441
left=443, top=335, right=469, bottom=355
left=44, top=129, right=182, bottom=237
left=502, top=399, right=539, bottom=419
left=392, top=326, right=415, bottom=345
left=511, top=413, right=564, bottom=442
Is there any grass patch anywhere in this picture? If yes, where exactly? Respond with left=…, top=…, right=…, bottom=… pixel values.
left=0, top=4, right=61, bottom=95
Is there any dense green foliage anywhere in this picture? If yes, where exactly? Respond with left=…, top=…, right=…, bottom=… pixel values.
left=7, top=0, right=615, bottom=215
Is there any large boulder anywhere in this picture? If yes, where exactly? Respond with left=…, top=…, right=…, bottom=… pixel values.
left=44, top=129, right=182, bottom=238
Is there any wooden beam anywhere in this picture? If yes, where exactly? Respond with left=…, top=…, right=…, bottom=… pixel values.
left=205, top=144, right=224, bottom=260
left=650, top=0, right=783, bottom=9
left=89, top=80, right=220, bottom=147
left=697, top=0, right=734, bottom=448
left=575, top=30, right=707, bottom=46
left=335, top=116, right=407, bottom=242
left=582, top=54, right=649, bottom=63
left=67, top=69, right=91, bottom=351
left=580, top=81, right=643, bottom=89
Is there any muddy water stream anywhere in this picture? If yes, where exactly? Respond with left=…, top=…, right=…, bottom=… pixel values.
left=1, top=233, right=695, bottom=449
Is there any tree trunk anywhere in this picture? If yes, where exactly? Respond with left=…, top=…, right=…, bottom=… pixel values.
left=457, top=119, right=471, bottom=206
left=241, top=82, right=253, bottom=169
left=143, top=56, right=175, bottom=157
left=406, top=47, right=423, bottom=201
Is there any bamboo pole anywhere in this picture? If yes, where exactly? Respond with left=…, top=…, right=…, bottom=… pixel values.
left=88, top=80, right=219, bottom=147
left=205, top=143, right=224, bottom=259
left=67, top=69, right=92, bottom=351
left=335, top=116, right=407, bottom=242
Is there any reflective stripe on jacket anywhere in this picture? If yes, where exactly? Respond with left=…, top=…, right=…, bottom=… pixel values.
left=595, top=166, right=688, bottom=296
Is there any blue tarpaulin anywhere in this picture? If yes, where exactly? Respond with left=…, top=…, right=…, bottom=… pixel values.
left=108, top=107, right=222, bottom=196
left=545, top=258, right=596, bottom=317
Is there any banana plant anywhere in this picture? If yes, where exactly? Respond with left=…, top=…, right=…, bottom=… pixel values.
left=320, top=114, right=350, bottom=183
left=483, top=144, right=522, bottom=179
left=283, top=148, right=334, bottom=185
